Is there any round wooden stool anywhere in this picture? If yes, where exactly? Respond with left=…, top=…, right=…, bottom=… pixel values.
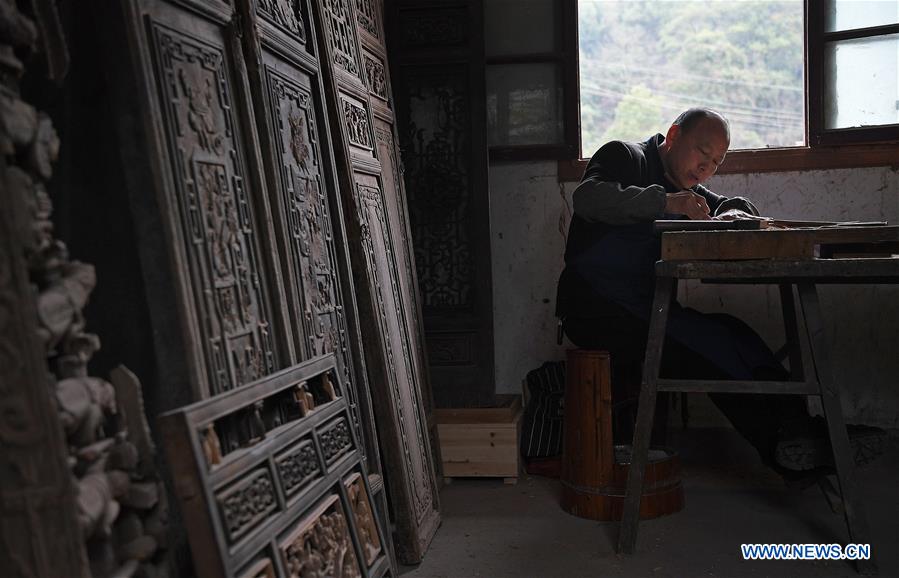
left=560, top=349, right=684, bottom=521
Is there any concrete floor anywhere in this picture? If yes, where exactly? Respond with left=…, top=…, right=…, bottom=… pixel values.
left=400, top=428, right=899, bottom=578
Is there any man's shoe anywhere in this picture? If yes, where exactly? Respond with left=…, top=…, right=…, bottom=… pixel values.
left=775, top=421, right=886, bottom=472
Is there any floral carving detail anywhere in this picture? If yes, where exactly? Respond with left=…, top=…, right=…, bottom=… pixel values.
left=218, top=468, right=278, bottom=542
left=277, top=440, right=320, bottom=495
left=319, top=418, right=352, bottom=464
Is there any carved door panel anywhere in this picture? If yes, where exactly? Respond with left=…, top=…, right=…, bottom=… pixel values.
left=311, top=0, right=441, bottom=564
left=233, top=0, right=394, bottom=566
left=104, top=0, right=286, bottom=401
left=388, top=1, right=496, bottom=408
left=101, top=0, right=395, bottom=573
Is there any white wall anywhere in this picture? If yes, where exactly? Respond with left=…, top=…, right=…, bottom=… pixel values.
left=489, top=161, right=899, bottom=427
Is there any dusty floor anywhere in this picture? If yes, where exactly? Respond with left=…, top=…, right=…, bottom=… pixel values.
left=400, top=428, right=899, bottom=578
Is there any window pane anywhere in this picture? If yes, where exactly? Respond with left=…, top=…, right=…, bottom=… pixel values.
left=824, top=34, right=899, bottom=129
left=826, top=0, right=899, bottom=33
left=485, top=0, right=558, bottom=56
left=578, top=0, right=805, bottom=154
left=487, top=63, right=564, bottom=146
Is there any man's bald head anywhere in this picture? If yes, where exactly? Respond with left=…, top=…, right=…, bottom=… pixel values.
left=672, top=108, right=730, bottom=143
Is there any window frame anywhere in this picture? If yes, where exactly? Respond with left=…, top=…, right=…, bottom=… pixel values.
left=486, top=0, right=580, bottom=161
left=560, top=0, right=899, bottom=181
left=808, top=5, right=899, bottom=146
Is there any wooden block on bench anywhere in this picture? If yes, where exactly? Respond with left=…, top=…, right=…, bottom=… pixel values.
left=435, top=395, right=522, bottom=483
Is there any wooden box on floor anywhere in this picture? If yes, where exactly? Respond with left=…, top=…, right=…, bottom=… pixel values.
left=435, top=395, right=522, bottom=484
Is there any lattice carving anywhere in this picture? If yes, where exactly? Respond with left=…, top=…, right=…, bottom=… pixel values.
left=217, top=467, right=278, bottom=543
left=341, top=97, right=372, bottom=149
left=276, top=438, right=321, bottom=496
left=321, top=0, right=360, bottom=76
left=345, top=473, right=381, bottom=566
left=151, top=24, right=276, bottom=393
left=355, top=181, right=433, bottom=520
left=354, top=0, right=380, bottom=39
left=401, top=71, right=472, bottom=310
left=257, top=0, right=306, bottom=43
left=281, top=495, right=360, bottom=578
left=265, top=66, right=364, bottom=450
left=362, top=53, right=387, bottom=102
left=319, top=417, right=352, bottom=464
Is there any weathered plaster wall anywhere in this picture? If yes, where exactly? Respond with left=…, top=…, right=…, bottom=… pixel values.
left=489, top=161, right=899, bottom=426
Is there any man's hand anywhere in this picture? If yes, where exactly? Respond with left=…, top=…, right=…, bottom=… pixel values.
left=665, top=191, right=711, bottom=220
left=713, top=208, right=770, bottom=222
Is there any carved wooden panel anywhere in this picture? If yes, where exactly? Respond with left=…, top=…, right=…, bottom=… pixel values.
left=390, top=0, right=495, bottom=407
left=354, top=0, right=382, bottom=42
left=321, top=0, right=361, bottom=77
left=239, top=2, right=393, bottom=572
left=257, top=0, right=306, bottom=44
left=363, top=51, right=389, bottom=105
left=312, top=0, right=442, bottom=563
left=148, top=20, right=278, bottom=394
left=280, top=493, right=360, bottom=578
left=160, top=354, right=390, bottom=577
left=345, top=471, right=382, bottom=567
left=1, top=166, right=89, bottom=576
left=108, top=0, right=286, bottom=402
left=256, top=59, right=366, bottom=437
left=350, top=172, right=440, bottom=557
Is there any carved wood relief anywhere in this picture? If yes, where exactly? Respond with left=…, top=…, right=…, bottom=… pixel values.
left=354, top=0, right=381, bottom=41
left=1, top=2, right=181, bottom=575
left=243, top=3, right=394, bottom=572
left=217, top=467, right=279, bottom=543
left=276, top=437, right=321, bottom=498
left=257, top=0, right=306, bottom=44
left=160, top=354, right=389, bottom=577
left=149, top=20, right=277, bottom=394
left=312, top=0, right=442, bottom=563
left=363, top=52, right=388, bottom=104
left=353, top=176, right=434, bottom=523
left=281, top=494, right=361, bottom=578
left=321, top=0, right=361, bottom=77
left=341, top=95, right=374, bottom=150
left=345, top=472, right=382, bottom=567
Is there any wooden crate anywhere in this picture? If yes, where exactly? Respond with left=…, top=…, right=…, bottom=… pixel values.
left=435, top=395, right=522, bottom=483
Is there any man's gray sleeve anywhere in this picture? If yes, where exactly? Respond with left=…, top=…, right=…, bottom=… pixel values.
left=572, top=178, right=667, bottom=225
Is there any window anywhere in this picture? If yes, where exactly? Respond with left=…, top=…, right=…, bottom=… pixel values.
left=562, top=0, right=898, bottom=178
left=580, top=1, right=805, bottom=153
left=809, top=0, right=899, bottom=144
left=485, top=0, right=580, bottom=160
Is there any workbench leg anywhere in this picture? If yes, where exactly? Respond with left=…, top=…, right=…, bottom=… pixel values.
left=779, top=284, right=805, bottom=381
left=618, top=277, right=675, bottom=554
left=797, top=283, right=876, bottom=575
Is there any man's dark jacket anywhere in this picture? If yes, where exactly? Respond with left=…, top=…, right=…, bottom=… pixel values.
left=556, top=134, right=773, bottom=380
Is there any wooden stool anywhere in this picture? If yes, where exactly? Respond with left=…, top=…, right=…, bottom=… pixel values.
left=561, top=349, right=684, bottom=520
